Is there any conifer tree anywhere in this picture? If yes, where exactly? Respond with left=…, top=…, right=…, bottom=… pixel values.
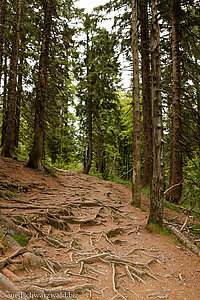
left=27, top=0, right=53, bottom=170
left=139, top=0, right=153, bottom=188
left=167, top=0, right=183, bottom=203
left=148, top=0, right=164, bottom=226
left=131, top=0, right=141, bottom=207
left=1, top=0, right=21, bottom=157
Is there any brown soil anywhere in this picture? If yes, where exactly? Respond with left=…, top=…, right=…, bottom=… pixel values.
left=0, top=157, right=199, bottom=300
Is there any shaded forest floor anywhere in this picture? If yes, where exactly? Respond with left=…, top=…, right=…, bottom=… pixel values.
left=0, top=157, right=199, bottom=300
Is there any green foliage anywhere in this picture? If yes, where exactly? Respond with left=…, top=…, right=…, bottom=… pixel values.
left=11, top=233, right=29, bottom=247
left=142, top=187, right=150, bottom=198
left=146, top=223, right=172, bottom=237
left=188, top=224, right=200, bottom=237
left=164, top=201, right=181, bottom=213
left=181, top=156, right=200, bottom=210
left=0, top=228, right=10, bottom=251
left=90, top=167, right=132, bottom=189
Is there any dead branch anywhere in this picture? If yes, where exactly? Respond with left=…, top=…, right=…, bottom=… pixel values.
left=164, top=179, right=184, bottom=196
left=164, top=222, right=200, bottom=256
left=180, top=216, right=189, bottom=232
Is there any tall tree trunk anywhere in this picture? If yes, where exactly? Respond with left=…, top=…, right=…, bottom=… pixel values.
left=1, top=55, right=7, bottom=146
left=97, top=125, right=103, bottom=173
left=131, top=0, right=141, bottom=207
left=83, top=97, right=93, bottom=174
left=59, top=113, right=63, bottom=163
left=27, top=0, right=53, bottom=170
left=15, top=56, right=23, bottom=148
left=139, top=0, right=153, bottom=187
left=148, top=0, right=164, bottom=226
left=197, top=86, right=200, bottom=158
left=0, top=0, right=5, bottom=87
left=83, top=30, right=93, bottom=175
left=1, top=0, right=21, bottom=157
left=167, top=0, right=183, bottom=203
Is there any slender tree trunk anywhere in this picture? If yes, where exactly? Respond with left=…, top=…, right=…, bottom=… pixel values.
left=148, top=0, right=164, bottom=226
left=83, top=30, right=93, bottom=175
left=131, top=0, right=141, bottom=207
left=139, top=0, right=153, bottom=187
left=109, top=142, right=119, bottom=176
left=1, top=55, right=7, bottom=146
left=15, top=56, right=23, bottom=148
left=97, top=126, right=103, bottom=173
left=167, top=0, right=183, bottom=203
left=0, top=0, right=5, bottom=87
left=27, top=0, right=53, bottom=170
left=59, top=114, right=63, bottom=163
left=1, top=0, right=21, bottom=157
left=83, top=96, right=93, bottom=174
left=197, top=87, right=200, bottom=158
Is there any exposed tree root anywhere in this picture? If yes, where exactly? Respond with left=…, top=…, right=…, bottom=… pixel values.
left=0, top=247, right=27, bottom=270
left=0, top=214, right=32, bottom=238
left=0, top=273, right=24, bottom=298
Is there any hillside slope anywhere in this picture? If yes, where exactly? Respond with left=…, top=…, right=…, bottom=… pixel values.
left=0, top=157, right=199, bottom=299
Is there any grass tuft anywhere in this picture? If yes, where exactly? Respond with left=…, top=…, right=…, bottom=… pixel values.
left=146, top=222, right=172, bottom=236
left=11, top=233, right=29, bottom=247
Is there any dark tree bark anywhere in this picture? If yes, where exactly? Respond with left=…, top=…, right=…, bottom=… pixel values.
left=167, top=0, right=183, bottom=203
left=131, top=0, right=141, bottom=207
left=139, top=0, right=153, bottom=188
left=0, top=0, right=5, bottom=86
left=83, top=30, right=93, bottom=175
left=96, top=123, right=103, bottom=173
left=83, top=96, right=93, bottom=174
left=1, top=55, right=7, bottom=146
left=198, top=92, right=200, bottom=157
left=15, top=56, right=23, bottom=148
left=148, top=0, right=164, bottom=226
left=27, top=0, right=53, bottom=170
left=1, top=0, right=21, bottom=157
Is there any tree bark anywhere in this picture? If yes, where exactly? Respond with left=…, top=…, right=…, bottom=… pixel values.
left=1, top=0, right=21, bottom=157
left=1, top=55, right=7, bottom=146
left=148, top=0, right=164, bottom=226
left=197, top=88, right=200, bottom=157
left=131, top=0, right=141, bottom=207
left=83, top=96, right=93, bottom=174
left=0, top=0, right=5, bottom=87
left=27, top=0, right=53, bottom=170
left=139, top=0, right=153, bottom=188
left=167, top=0, right=183, bottom=204
left=83, top=29, right=93, bottom=175
left=15, top=56, right=23, bottom=148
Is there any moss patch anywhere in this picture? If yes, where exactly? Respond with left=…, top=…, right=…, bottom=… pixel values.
left=11, top=233, right=29, bottom=247
left=164, top=201, right=181, bottom=213
left=147, top=222, right=172, bottom=236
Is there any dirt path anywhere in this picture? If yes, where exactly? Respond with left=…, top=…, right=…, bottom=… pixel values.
left=0, top=157, right=199, bottom=299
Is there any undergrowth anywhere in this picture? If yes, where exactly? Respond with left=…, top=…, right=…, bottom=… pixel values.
left=146, top=223, right=172, bottom=236
left=11, top=233, right=29, bottom=247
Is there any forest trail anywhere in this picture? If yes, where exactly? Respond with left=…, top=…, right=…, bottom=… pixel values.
left=0, top=157, right=199, bottom=300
